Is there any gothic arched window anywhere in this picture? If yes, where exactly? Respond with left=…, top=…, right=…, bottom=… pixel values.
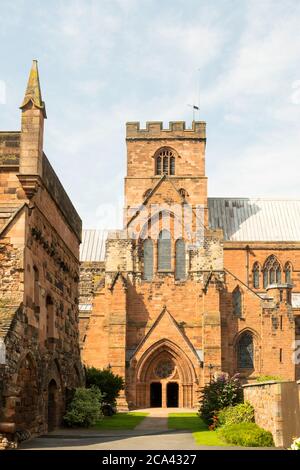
left=237, top=332, right=254, bottom=370
left=263, top=255, right=282, bottom=288
left=143, top=239, right=153, bottom=281
left=284, top=262, right=292, bottom=284
left=158, top=229, right=171, bottom=271
left=232, top=286, right=242, bottom=317
left=155, top=148, right=176, bottom=176
left=175, top=238, right=186, bottom=280
left=252, top=262, right=260, bottom=289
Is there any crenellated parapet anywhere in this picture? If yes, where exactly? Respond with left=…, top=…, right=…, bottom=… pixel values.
left=126, top=121, right=206, bottom=140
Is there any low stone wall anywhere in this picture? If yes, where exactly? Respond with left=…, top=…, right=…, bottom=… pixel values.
left=243, top=381, right=300, bottom=448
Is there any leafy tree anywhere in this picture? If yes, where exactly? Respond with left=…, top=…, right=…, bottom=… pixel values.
left=199, top=373, right=243, bottom=425
left=85, top=367, right=124, bottom=407
left=63, top=386, right=103, bottom=427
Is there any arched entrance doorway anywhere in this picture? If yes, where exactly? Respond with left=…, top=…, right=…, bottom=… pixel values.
left=135, top=340, right=197, bottom=408
left=150, top=382, right=162, bottom=407
left=167, top=382, right=179, bottom=407
left=48, top=379, right=58, bottom=431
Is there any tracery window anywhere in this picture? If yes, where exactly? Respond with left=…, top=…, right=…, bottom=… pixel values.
left=263, top=255, right=282, bottom=288
left=155, top=148, right=176, bottom=176
left=252, top=262, right=260, bottom=289
left=237, top=332, right=254, bottom=370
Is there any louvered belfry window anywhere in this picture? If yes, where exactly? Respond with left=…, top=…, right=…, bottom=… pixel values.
left=155, top=148, right=175, bottom=175
left=158, top=230, right=171, bottom=271
left=143, top=239, right=153, bottom=280
left=237, top=332, right=254, bottom=369
left=175, top=238, right=186, bottom=280
left=156, top=156, right=161, bottom=175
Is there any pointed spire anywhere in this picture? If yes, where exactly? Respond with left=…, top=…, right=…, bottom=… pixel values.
left=20, top=60, right=47, bottom=118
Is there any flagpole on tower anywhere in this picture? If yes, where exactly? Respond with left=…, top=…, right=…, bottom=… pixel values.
left=187, top=104, right=199, bottom=122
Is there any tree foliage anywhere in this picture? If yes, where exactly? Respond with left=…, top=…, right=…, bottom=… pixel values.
left=85, top=367, right=124, bottom=406
left=199, top=374, right=243, bottom=425
left=63, top=386, right=103, bottom=427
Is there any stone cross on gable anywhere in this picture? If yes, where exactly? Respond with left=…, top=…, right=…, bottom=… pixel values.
left=0, top=338, right=6, bottom=364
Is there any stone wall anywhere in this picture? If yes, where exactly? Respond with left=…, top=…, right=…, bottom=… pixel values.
left=243, top=381, right=300, bottom=448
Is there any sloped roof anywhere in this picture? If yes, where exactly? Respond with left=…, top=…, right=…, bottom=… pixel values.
left=80, top=229, right=108, bottom=262
left=208, top=198, right=300, bottom=242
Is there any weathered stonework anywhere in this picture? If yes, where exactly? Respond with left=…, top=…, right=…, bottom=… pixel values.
left=0, top=61, right=83, bottom=446
left=244, top=381, right=300, bottom=447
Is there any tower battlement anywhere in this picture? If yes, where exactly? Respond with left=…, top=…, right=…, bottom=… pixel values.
left=126, top=121, right=206, bottom=140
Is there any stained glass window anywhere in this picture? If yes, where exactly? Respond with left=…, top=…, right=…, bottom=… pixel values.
left=143, top=239, right=153, bottom=280
left=263, top=255, right=282, bottom=288
left=158, top=230, right=171, bottom=271
left=232, top=286, right=242, bottom=316
left=237, top=332, right=254, bottom=369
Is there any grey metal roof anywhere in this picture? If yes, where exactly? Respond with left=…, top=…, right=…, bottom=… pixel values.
left=80, top=229, right=108, bottom=262
left=208, top=198, right=300, bottom=242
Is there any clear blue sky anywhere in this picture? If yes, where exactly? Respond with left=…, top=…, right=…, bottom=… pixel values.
left=0, top=0, right=300, bottom=229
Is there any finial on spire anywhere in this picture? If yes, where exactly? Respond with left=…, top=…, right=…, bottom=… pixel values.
left=20, top=60, right=47, bottom=118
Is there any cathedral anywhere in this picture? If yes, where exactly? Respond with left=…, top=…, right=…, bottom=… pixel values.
left=1, top=62, right=300, bottom=445
left=79, top=121, right=300, bottom=410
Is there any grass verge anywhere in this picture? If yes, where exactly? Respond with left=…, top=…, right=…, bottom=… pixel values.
left=94, top=412, right=148, bottom=430
left=168, top=412, right=229, bottom=447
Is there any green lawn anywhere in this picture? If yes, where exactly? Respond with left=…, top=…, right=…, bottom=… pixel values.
left=93, top=412, right=148, bottom=430
left=168, top=412, right=229, bottom=447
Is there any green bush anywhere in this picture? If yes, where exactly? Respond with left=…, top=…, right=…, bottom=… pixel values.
left=218, top=422, right=274, bottom=447
left=85, top=367, right=124, bottom=407
left=256, top=375, right=282, bottom=383
left=63, top=386, right=103, bottom=427
left=217, top=402, right=254, bottom=427
left=199, top=374, right=243, bottom=425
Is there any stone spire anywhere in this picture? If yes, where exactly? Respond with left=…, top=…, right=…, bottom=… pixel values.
left=20, top=60, right=47, bottom=118
left=18, top=61, right=46, bottom=191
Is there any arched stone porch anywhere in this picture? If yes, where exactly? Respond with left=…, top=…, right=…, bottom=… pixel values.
left=134, top=339, right=198, bottom=408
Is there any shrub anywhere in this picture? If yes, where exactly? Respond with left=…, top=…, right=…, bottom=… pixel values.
left=85, top=367, right=124, bottom=407
left=256, top=375, right=282, bottom=383
left=199, top=374, right=243, bottom=425
left=217, top=402, right=254, bottom=427
left=290, top=437, right=300, bottom=450
left=63, top=386, right=103, bottom=427
left=218, top=422, right=274, bottom=447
